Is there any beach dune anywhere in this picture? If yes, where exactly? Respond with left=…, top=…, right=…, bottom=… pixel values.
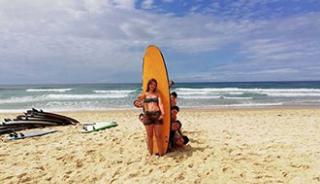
left=1, top=108, right=320, bottom=183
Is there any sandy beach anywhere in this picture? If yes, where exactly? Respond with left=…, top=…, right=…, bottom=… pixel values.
left=1, top=108, right=320, bottom=184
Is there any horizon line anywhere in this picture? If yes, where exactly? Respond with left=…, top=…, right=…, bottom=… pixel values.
left=1, top=80, right=320, bottom=86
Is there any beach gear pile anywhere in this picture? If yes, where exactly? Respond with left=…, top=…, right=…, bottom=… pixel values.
left=0, top=108, right=79, bottom=135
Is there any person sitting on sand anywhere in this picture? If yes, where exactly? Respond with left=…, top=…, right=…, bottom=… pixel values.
left=171, top=119, right=181, bottom=131
left=169, top=105, right=189, bottom=148
left=171, top=105, right=179, bottom=121
left=136, top=78, right=165, bottom=156
left=171, top=120, right=189, bottom=148
left=170, top=92, right=177, bottom=107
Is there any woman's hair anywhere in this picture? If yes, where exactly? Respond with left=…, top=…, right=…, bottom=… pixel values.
left=146, top=78, right=157, bottom=92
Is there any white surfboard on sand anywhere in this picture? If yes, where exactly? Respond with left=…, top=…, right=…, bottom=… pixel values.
left=5, top=129, right=57, bottom=141
left=81, top=122, right=118, bottom=133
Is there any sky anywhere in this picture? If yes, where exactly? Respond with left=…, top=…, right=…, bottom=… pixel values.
left=0, top=0, right=320, bottom=84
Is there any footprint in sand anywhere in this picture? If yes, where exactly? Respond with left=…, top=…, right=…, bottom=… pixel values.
left=139, top=168, right=153, bottom=176
left=234, top=156, right=247, bottom=162
left=119, top=147, right=124, bottom=154
left=290, top=163, right=310, bottom=169
left=65, top=170, right=73, bottom=175
left=174, top=173, right=185, bottom=181
left=222, top=130, right=232, bottom=140
left=3, top=175, right=14, bottom=180
left=0, top=153, right=9, bottom=157
left=35, top=166, right=45, bottom=171
left=313, top=176, right=320, bottom=182
left=20, top=176, right=32, bottom=183
left=190, top=138, right=204, bottom=144
left=128, top=172, right=139, bottom=178
left=45, top=176, right=53, bottom=181
left=188, top=163, right=194, bottom=168
left=282, top=171, right=288, bottom=177
left=55, top=146, right=63, bottom=151
left=17, top=173, right=33, bottom=183
left=63, top=174, right=70, bottom=181
left=17, top=173, right=28, bottom=178
left=222, top=167, right=229, bottom=172
left=76, top=159, right=84, bottom=168
left=111, top=168, right=121, bottom=178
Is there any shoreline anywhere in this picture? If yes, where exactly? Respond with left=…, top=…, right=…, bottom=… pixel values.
left=0, top=105, right=319, bottom=114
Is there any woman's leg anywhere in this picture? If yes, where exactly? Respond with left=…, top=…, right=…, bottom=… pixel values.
left=145, top=125, right=154, bottom=155
left=154, top=124, right=164, bottom=156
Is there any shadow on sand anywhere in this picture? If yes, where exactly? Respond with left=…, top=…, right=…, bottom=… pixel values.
left=166, top=143, right=213, bottom=161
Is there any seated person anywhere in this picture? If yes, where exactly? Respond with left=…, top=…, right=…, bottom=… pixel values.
left=170, top=92, right=178, bottom=107
left=171, top=120, right=181, bottom=131
left=173, top=131, right=189, bottom=147
left=169, top=106, right=181, bottom=149
left=170, top=120, right=189, bottom=147
left=171, top=105, right=179, bottom=122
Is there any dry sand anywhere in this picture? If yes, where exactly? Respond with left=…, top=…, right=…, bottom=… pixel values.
left=1, top=108, right=320, bottom=184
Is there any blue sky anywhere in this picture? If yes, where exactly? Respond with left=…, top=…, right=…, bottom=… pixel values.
left=0, top=0, right=319, bottom=84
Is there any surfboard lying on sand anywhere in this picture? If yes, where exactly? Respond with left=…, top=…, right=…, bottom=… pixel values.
left=5, top=129, right=57, bottom=141
left=27, top=108, right=79, bottom=125
left=2, top=120, right=58, bottom=126
left=81, top=122, right=118, bottom=133
left=143, top=45, right=171, bottom=155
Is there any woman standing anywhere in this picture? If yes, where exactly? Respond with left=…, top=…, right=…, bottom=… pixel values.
left=137, top=78, right=165, bottom=156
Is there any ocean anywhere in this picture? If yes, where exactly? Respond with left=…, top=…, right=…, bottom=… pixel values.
left=0, top=81, right=320, bottom=112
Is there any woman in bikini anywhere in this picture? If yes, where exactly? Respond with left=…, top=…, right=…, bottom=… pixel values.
left=137, top=78, right=165, bottom=156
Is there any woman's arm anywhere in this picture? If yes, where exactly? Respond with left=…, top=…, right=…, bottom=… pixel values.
left=157, top=94, right=165, bottom=119
left=137, top=92, right=146, bottom=100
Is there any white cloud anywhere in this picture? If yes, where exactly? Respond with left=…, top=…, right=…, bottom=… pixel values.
left=239, top=13, right=320, bottom=63
left=0, top=0, right=319, bottom=83
left=111, top=0, right=136, bottom=9
left=141, top=0, right=154, bottom=9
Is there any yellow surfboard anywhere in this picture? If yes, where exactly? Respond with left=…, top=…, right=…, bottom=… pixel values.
left=143, top=45, right=171, bottom=155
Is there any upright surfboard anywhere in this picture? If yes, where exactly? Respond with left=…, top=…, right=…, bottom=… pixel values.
left=143, top=45, right=171, bottom=155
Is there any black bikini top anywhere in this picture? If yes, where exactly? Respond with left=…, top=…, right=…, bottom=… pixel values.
left=144, top=97, right=159, bottom=103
